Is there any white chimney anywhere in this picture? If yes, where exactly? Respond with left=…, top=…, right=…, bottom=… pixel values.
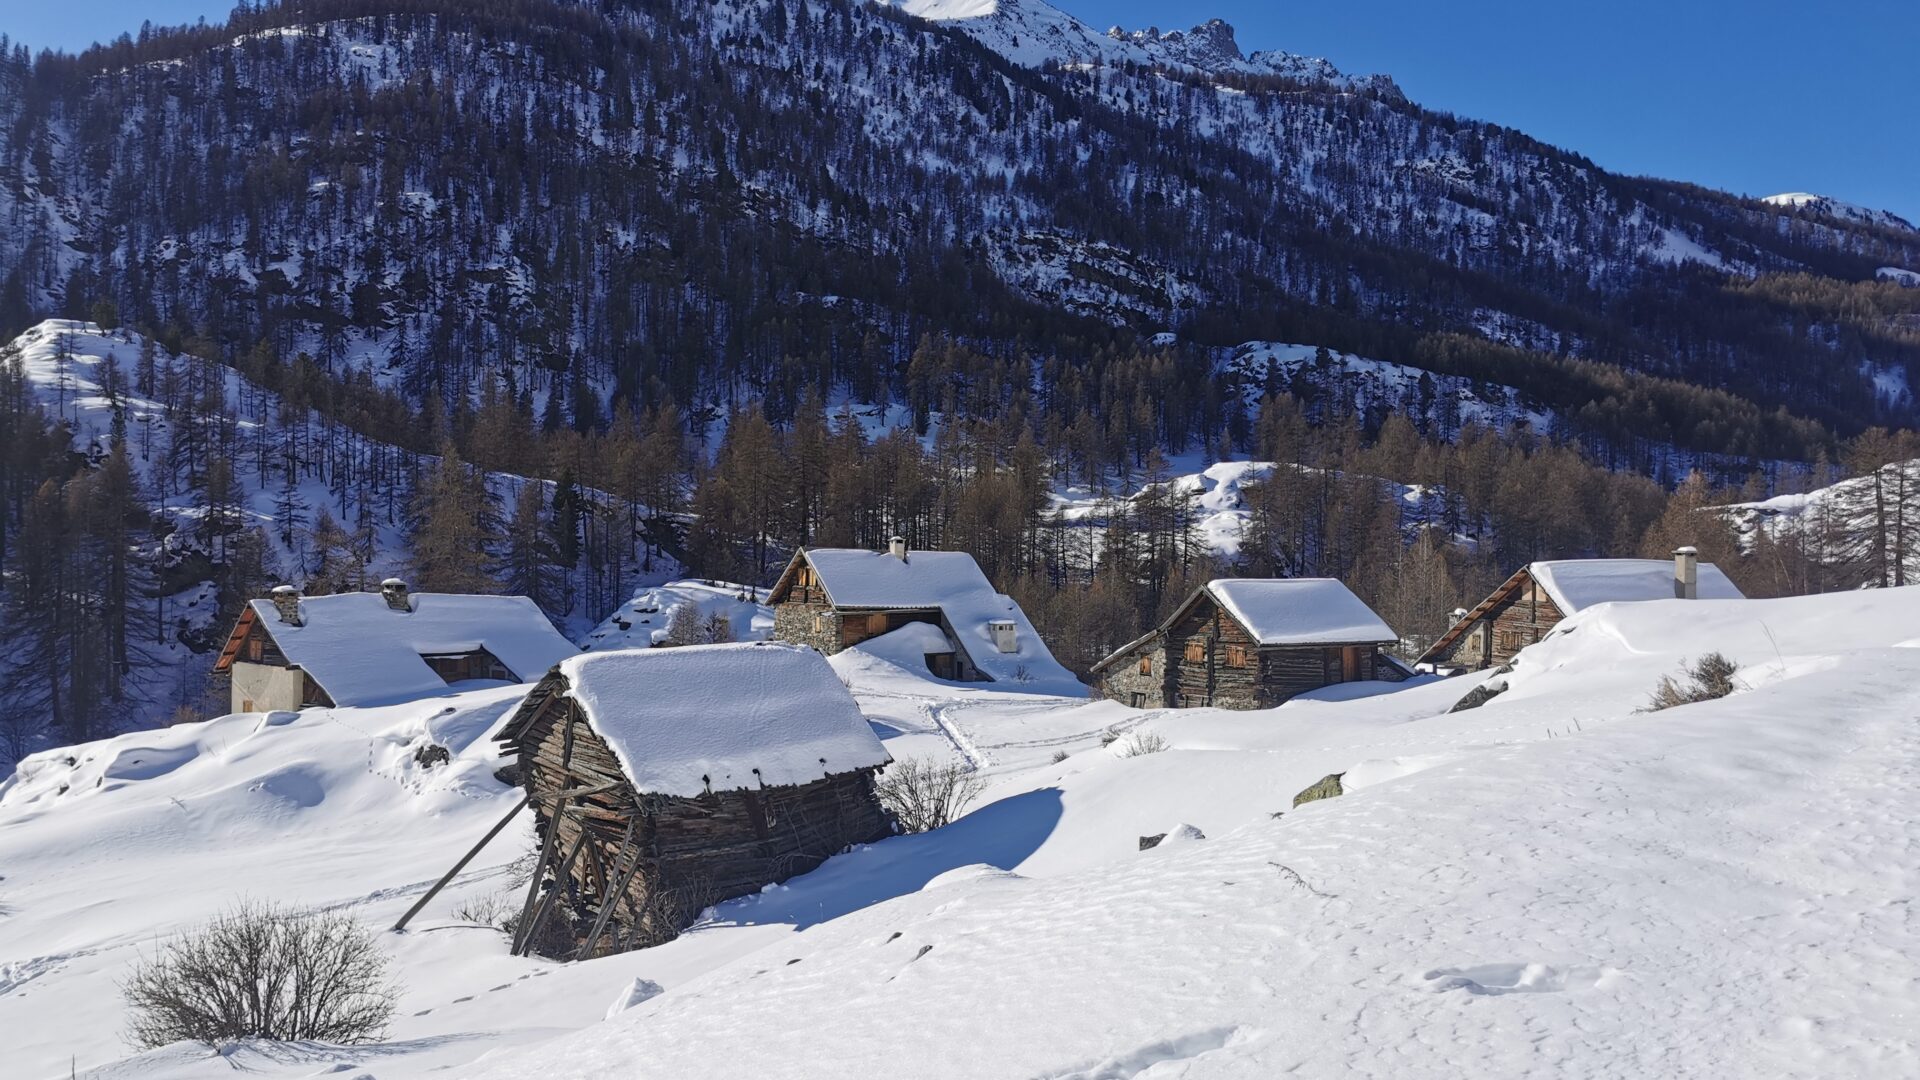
left=381, top=578, right=413, bottom=613
left=888, top=536, right=908, bottom=561
left=1449, top=607, right=1469, bottom=625
left=989, top=619, right=1018, bottom=654
left=1672, top=547, right=1699, bottom=600
left=270, top=585, right=303, bottom=626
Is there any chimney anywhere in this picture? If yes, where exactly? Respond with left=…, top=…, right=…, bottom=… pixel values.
left=1672, top=547, right=1699, bottom=600
left=988, top=619, right=1018, bottom=654
left=381, top=578, right=413, bottom=613
left=888, top=536, right=908, bottom=562
left=1449, top=607, right=1469, bottom=625
left=270, top=585, right=303, bottom=626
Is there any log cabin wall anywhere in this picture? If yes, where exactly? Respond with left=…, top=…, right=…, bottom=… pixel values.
left=1153, top=594, right=1400, bottom=710
left=506, top=683, right=891, bottom=958
left=1166, top=599, right=1262, bottom=709
left=1430, top=571, right=1566, bottom=672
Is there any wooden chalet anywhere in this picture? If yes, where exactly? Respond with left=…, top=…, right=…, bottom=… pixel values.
left=1090, top=578, right=1408, bottom=710
left=211, top=579, right=578, bottom=714
left=766, top=538, right=1073, bottom=686
left=1417, top=549, right=1746, bottom=673
left=493, top=642, right=893, bottom=958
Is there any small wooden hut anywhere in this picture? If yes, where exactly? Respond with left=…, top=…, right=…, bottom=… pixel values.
left=1417, top=552, right=1745, bottom=673
left=1090, top=578, right=1408, bottom=710
left=494, top=641, right=893, bottom=958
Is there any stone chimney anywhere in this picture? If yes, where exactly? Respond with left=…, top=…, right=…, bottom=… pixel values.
left=1672, top=547, right=1699, bottom=600
left=989, top=619, right=1018, bottom=654
left=381, top=578, right=413, bottom=613
left=270, top=585, right=303, bottom=626
left=888, top=536, right=908, bottom=562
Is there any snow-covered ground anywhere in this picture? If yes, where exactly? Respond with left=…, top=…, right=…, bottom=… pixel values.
left=4, top=587, right=1918, bottom=1077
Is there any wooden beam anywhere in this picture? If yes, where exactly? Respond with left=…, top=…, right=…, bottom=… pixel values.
left=392, top=792, right=531, bottom=932
left=573, top=816, right=641, bottom=961
left=509, top=796, right=565, bottom=955
left=514, top=825, right=591, bottom=957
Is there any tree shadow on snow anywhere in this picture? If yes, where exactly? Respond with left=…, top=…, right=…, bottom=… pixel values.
left=704, top=787, right=1064, bottom=931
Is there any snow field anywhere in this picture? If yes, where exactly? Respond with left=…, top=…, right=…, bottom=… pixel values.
left=0, top=588, right=1915, bottom=1077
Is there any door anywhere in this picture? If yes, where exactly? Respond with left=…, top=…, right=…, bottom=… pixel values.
left=1341, top=646, right=1362, bottom=683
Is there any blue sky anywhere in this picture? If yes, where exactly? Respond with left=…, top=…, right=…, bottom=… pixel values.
left=11, top=1, right=1917, bottom=223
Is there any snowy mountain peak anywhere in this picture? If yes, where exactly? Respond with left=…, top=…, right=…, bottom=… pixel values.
left=1763, top=192, right=1915, bottom=233
left=889, top=0, right=1397, bottom=93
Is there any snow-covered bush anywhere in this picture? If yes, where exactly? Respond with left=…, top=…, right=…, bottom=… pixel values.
left=1114, top=730, right=1169, bottom=757
left=875, top=758, right=988, bottom=834
left=122, top=901, right=397, bottom=1048
left=1646, top=653, right=1739, bottom=712
left=452, top=892, right=519, bottom=935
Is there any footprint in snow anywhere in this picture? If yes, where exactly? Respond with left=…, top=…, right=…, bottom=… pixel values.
left=1420, top=962, right=1622, bottom=995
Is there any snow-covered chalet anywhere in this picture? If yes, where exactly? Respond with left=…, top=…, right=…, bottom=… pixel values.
left=212, top=579, right=579, bottom=713
left=1091, top=578, right=1409, bottom=710
left=1417, top=549, right=1746, bottom=673
left=766, top=539, right=1071, bottom=686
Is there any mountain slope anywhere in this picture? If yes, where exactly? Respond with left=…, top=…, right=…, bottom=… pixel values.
left=1, top=0, right=1915, bottom=453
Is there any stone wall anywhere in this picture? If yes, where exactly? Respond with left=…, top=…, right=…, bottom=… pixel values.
left=772, top=599, right=842, bottom=655
left=1096, top=639, right=1166, bottom=707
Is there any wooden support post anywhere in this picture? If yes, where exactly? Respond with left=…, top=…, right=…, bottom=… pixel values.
left=509, top=798, right=564, bottom=955
left=514, top=821, right=591, bottom=957
left=573, top=815, right=641, bottom=961
left=393, top=793, right=530, bottom=932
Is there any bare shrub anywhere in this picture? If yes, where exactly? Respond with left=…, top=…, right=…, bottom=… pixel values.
left=452, top=892, right=518, bottom=934
left=122, top=900, right=397, bottom=1048
left=875, top=758, right=989, bottom=833
left=1098, top=727, right=1122, bottom=747
left=1115, top=730, right=1169, bottom=757
left=1646, top=652, right=1740, bottom=712
left=1050, top=749, right=1070, bottom=764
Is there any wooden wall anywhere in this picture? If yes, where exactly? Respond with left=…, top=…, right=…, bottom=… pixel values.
left=1431, top=571, right=1566, bottom=671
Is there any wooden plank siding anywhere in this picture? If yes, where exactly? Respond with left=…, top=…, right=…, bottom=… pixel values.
left=1424, top=569, right=1567, bottom=672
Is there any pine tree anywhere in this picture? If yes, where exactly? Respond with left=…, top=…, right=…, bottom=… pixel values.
left=408, top=444, right=499, bottom=593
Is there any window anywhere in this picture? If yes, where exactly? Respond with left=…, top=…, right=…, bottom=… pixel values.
left=246, top=638, right=263, bottom=661
left=1225, top=645, right=1249, bottom=668
left=1184, top=641, right=1206, bottom=663
left=1137, top=655, right=1153, bottom=675
left=1130, top=692, right=1146, bottom=708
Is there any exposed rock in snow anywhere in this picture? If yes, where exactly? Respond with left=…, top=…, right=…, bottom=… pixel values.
left=1764, top=192, right=1916, bottom=233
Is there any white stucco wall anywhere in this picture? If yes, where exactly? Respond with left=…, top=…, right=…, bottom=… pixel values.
left=230, top=661, right=308, bottom=714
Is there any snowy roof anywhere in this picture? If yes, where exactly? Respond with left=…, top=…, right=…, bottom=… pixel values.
left=1529, top=559, right=1744, bottom=614
left=787, top=548, right=1081, bottom=689
left=1204, top=579, right=1397, bottom=645
left=245, top=592, right=577, bottom=707
left=798, top=548, right=998, bottom=610
left=558, top=642, right=890, bottom=797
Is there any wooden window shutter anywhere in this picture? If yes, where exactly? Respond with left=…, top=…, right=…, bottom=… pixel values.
left=1184, top=640, right=1205, bottom=663
left=867, top=613, right=888, bottom=635
left=1225, top=645, right=1248, bottom=668
left=1138, top=654, right=1153, bottom=675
